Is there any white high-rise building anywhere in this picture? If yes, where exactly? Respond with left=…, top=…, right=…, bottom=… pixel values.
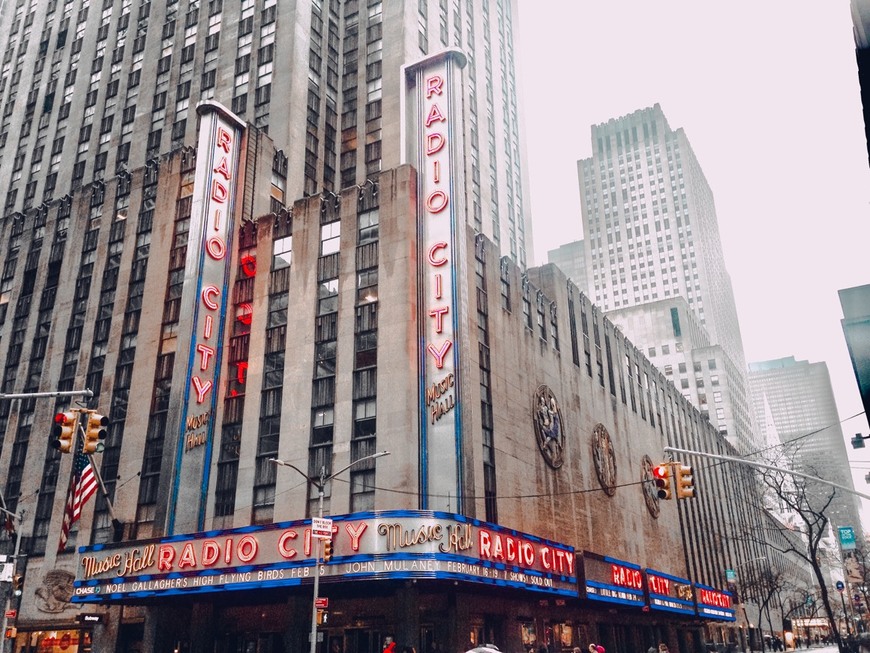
left=577, top=104, right=755, bottom=450
left=748, top=356, right=864, bottom=536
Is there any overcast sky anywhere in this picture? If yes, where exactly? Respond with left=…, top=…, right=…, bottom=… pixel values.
left=516, top=1, right=870, bottom=526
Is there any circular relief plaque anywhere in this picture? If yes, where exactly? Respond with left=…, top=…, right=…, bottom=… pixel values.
left=591, top=423, right=617, bottom=496
left=532, top=384, right=565, bottom=469
left=641, top=454, right=660, bottom=518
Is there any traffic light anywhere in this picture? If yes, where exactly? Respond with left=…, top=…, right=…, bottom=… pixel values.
left=316, top=609, right=328, bottom=625
left=12, top=573, right=24, bottom=597
left=51, top=411, right=77, bottom=454
left=322, top=539, right=333, bottom=563
left=652, top=464, right=672, bottom=500
left=675, top=465, right=695, bottom=499
left=83, top=412, right=108, bottom=454
left=4, top=627, right=16, bottom=639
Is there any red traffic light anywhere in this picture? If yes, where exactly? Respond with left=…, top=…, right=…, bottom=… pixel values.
left=652, top=463, right=672, bottom=500
left=51, top=411, right=77, bottom=454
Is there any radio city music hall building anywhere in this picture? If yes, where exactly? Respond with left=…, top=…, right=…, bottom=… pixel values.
left=0, top=52, right=759, bottom=653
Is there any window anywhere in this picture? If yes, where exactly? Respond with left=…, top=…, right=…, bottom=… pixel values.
left=353, top=399, right=376, bottom=437
left=358, top=208, right=378, bottom=243
left=311, top=407, right=334, bottom=444
left=318, top=278, right=338, bottom=315
left=273, top=235, right=291, bottom=269
left=315, top=341, right=336, bottom=378
left=356, top=269, right=377, bottom=304
left=321, top=221, right=340, bottom=255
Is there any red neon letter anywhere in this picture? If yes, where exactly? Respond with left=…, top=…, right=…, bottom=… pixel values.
left=191, top=376, right=213, bottom=403
left=234, top=361, right=248, bottom=384
left=178, top=542, right=197, bottom=569
left=157, top=545, right=175, bottom=571
left=427, top=340, right=452, bottom=368
left=201, top=540, right=220, bottom=566
left=214, top=155, right=232, bottom=181
left=240, top=255, right=257, bottom=277
left=429, top=306, right=449, bottom=333
left=345, top=522, right=367, bottom=552
left=206, top=236, right=226, bottom=260
left=278, top=530, right=298, bottom=559
left=478, top=530, right=492, bottom=559
left=202, top=286, right=220, bottom=310
left=216, top=127, right=232, bottom=153
left=237, top=303, right=253, bottom=325
left=426, top=132, right=445, bottom=155
left=428, top=242, right=449, bottom=266
left=211, top=180, right=228, bottom=203
left=425, top=75, right=444, bottom=98
left=196, top=344, right=215, bottom=371
left=425, top=103, right=445, bottom=127
left=426, top=190, right=449, bottom=213
left=237, top=535, right=258, bottom=563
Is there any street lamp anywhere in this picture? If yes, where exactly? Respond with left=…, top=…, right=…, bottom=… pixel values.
left=269, top=450, right=390, bottom=653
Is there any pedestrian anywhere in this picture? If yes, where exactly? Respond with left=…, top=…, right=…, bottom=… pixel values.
left=588, top=644, right=597, bottom=653
left=648, top=646, right=657, bottom=653
left=383, top=637, right=396, bottom=653
left=658, top=643, right=669, bottom=653
left=573, top=648, right=582, bottom=653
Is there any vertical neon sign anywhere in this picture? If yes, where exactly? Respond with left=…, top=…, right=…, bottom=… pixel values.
left=403, top=50, right=468, bottom=512
left=168, top=102, right=245, bottom=534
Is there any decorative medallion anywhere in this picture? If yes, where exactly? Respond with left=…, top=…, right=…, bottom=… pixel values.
left=591, top=423, right=617, bottom=496
left=532, top=385, right=564, bottom=469
left=641, top=454, right=660, bottom=518
left=35, top=569, right=75, bottom=613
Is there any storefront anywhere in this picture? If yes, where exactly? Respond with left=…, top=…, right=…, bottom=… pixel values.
left=62, top=510, right=734, bottom=653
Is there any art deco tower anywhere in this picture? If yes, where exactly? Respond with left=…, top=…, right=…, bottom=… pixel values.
left=0, top=0, right=533, bottom=265
left=577, top=104, right=755, bottom=451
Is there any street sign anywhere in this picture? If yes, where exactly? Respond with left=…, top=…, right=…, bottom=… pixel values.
left=311, top=517, right=333, bottom=539
left=725, top=569, right=736, bottom=582
left=0, top=563, right=12, bottom=583
left=3, top=611, right=15, bottom=620
left=314, top=597, right=328, bottom=609
left=837, top=580, right=845, bottom=592
left=839, top=526, right=857, bottom=550
left=806, top=595, right=813, bottom=606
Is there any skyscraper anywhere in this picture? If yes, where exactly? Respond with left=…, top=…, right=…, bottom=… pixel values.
left=0, top=0, right=533, bottom=265
left=576, top=104, right=754, bottom=451
left=748, top=356, right=863, bottom=536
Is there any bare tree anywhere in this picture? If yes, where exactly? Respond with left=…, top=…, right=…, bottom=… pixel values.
left=735, top=447, right=847, bottom=653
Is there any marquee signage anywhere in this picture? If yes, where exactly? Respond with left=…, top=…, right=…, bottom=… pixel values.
left=403, top=50, right=468, bottom=512
left=168, top=102, right=245, bottom=535
left=581, top=551, right=645, bottom=607
left=644, top=568, right=695, bottom=616
left=694, top=582, right=735, bottom=621
left=72, top=511, right=576, bottom=603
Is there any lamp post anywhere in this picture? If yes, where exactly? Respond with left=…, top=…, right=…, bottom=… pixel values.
left=269, top=450, right=390, bottom=653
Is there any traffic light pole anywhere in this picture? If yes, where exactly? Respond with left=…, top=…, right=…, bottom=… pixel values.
left=663, top=446, right=870, bottom=502
left=0, top=507, right=22, bottom=653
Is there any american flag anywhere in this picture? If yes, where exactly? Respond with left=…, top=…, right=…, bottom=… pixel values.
left=57, top=450, right=97, bottom=552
